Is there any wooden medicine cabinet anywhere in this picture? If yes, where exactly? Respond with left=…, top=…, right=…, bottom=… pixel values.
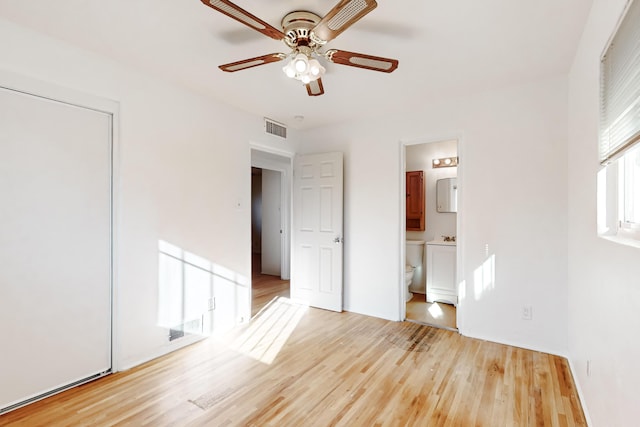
left=406, top=170, right=425, bottom=231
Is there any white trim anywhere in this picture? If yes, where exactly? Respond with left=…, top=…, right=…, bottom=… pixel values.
left=117, top=335, right=205, bottom=372
left=0, top=71, right=121, bottom=388
left=398, top=132, right=465, bottom=330
left=597, top=147, right=640, bottom=249
left=398, top=142, right=407, bottom=321
left=567, top=358, right=594, bottom=427
left=109, top=93, right=121, bottom=373
left=249, top=141, right=295, bottom=158
left=250, top=147, right=293, bottom=281
left=466, top=331, right=568, bottom=359
left=600, top=233, right=640, bottom=249
left=0, top=68, right=118, bottom=115
left=0, top=69, right=121, bottom=372
left=599, top=0, right=635, bottom=61
left=456, top=133, right=465, bottom=333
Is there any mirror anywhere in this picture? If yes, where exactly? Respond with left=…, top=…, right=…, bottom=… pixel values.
left=436, top=178, right=457, bottom=213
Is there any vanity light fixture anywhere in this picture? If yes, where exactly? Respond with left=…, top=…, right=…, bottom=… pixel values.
left=432, top=156, right=458, bottom=168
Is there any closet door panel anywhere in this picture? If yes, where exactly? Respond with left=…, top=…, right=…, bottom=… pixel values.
left=0, top=87, right=112, bottom=410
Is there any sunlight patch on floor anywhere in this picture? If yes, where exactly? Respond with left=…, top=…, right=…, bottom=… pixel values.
left=427, top=303, right=444, bottom=319
left=231, top=296, right=307, bottom=365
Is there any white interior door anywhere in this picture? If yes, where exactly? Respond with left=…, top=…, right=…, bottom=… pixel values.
left=0, top=86, right=112, bottom=412
left=292, top=152, right=343, bottom=312
left=261, top=169, right=282, bottom=276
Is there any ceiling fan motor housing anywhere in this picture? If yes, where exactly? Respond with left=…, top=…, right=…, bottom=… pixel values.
left=282, top=11, right=322, bottom=49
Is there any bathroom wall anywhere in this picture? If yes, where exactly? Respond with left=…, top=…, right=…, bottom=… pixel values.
left=406, top=140, right=458, bottom=243
left=405, top=140, right=458, bottom=294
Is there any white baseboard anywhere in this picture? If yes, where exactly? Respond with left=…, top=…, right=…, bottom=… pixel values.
left=116, top=334, right=206, bottom=372
left=567, top=357, right=593, bottom=427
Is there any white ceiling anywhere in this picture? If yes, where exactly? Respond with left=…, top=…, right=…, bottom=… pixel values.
left=0, top=0, right=593, bottom=130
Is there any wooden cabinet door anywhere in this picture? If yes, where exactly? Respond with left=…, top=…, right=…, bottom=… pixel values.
left=406, top=171, right=425, bottom=231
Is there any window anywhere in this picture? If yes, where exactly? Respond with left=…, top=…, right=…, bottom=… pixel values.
left=598, top=0, right=640, bottom=245
left=621, top=144, right=640, bottom=231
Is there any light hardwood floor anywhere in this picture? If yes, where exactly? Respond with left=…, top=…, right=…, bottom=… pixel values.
left=406, top=293, right=457, bottom=330
left=0, top=275, right=586, bottom=426
left=251, top=267, right=290, bottom=317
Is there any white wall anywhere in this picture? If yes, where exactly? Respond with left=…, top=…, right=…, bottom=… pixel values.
left=298, top=76, right=569, bottom=356
left=0, top=18, right=299, bottom=370
left=261, top=169, right=282, bottom=276
left=568, top=1, right=640, bottom=425
left=251, top=171, right=262, bottom=254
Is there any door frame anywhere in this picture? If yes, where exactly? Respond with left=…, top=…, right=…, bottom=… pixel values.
left=399, top=133, right=465, bottom=330
left=250, top=144, right=293, bottom=280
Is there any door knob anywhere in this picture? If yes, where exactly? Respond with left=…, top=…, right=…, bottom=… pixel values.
left=334, top=236, right=343, bottom=244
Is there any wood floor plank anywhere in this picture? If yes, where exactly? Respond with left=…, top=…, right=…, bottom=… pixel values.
left=0, top=273, right=586, bottom=427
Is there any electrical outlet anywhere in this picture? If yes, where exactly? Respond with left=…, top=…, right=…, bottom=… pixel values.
left=587, top=360, right=591, bottom=377
left=208, top=297, right=215, bottom=311
left=522, top=305, right=533, bottom=320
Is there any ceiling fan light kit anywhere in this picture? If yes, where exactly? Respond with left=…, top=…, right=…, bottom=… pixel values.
left=199, top=0, right=399, bottom=96
left=282, top=48, right=326, bottom=84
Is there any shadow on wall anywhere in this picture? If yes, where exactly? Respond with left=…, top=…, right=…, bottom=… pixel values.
left=157, top=240, right=249, bottom=339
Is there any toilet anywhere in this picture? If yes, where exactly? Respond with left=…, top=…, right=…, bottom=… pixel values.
left=405, top=240, right=425, bottom=302
left=404, top=265, right=415, bottom=301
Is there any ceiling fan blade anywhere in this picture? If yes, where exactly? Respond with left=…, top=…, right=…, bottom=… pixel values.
left=326, top=49, right=398, bottom=73
left=311, top=0, right=377, bottom=43
left=199, top=0, right=284, bottom=41
left=219, top=53, right=285, bottom=72
left=306, top=79, right=325, bottom=96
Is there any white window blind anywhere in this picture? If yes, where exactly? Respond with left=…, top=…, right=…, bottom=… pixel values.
left=600, top=0, right=640, bottom=164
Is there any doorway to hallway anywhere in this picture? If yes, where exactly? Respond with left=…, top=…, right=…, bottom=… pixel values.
left=250, top=148, right=292, bottom=317
left=251, top=252, right=290, bottom=317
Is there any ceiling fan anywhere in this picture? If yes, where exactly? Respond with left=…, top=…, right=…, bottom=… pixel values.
left=198, top=0, right=399, bottom=96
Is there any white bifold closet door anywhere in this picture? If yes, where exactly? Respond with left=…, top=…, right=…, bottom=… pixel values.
left=0, top=86, right=112, bottom=412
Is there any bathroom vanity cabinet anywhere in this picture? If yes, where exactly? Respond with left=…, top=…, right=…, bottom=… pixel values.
left=406, top=171, right=424, bottom=231
left=426, top=241, right=457, bottom=306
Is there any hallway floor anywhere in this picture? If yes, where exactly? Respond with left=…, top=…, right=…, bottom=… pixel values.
left=251, top=253, right=290, bottom=317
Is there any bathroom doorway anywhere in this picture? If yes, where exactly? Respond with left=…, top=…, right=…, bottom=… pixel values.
left=401, top=138, right=460, bottom=331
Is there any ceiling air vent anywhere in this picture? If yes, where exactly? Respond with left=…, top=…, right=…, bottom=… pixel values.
left=265, top=118, right=287, bottom=139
